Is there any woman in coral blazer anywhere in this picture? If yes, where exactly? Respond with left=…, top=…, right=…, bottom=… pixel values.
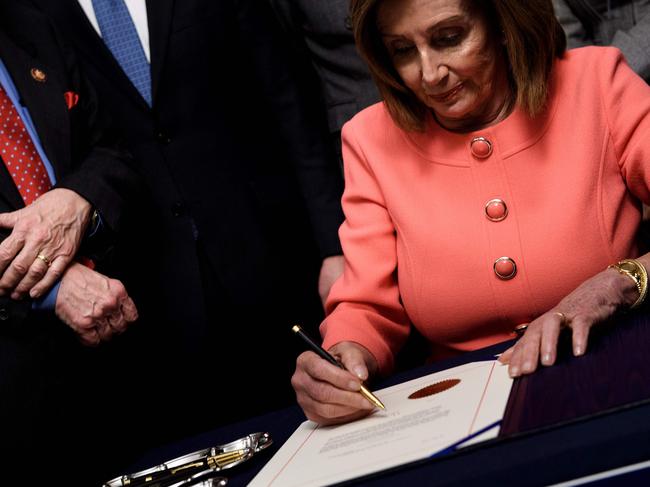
left=291, top=0, right=650, bottom=425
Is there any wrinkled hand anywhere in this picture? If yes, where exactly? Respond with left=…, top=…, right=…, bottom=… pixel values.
left=292, top=341, right=379, bottom=425
left=55, top=262, right=138, bottom=347
left=0, top=188, right=92, bottom=300
left=318, top=255, right=345, bottom=309
left=499, top=267, right=638, bottom=377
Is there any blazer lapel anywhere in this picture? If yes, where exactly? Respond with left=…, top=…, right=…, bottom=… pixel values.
left=147, top=0, right=175, bottom=104
left=0, top=153, right=25, bottom=212
left=0, top=29, right=70, bottom=183
left=53, top=0, right=150, bottom=110
left=0, top=160, right=25, bottom=210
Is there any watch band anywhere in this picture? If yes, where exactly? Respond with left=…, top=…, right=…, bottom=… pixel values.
left=90, top=208, right=100, bottom=229
left=608, top=258, right=648, bottom=309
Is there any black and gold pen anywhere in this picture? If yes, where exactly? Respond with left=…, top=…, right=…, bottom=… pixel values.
left=118, top=450, right=243, bottom=487
left=292, top=324, right=386, bottom=410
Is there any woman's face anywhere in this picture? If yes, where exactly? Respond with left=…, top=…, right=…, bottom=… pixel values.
left=377, top=0, right=510, bottom=131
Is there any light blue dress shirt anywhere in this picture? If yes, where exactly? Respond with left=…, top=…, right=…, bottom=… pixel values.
left=0, top=59, right=60, bottom=309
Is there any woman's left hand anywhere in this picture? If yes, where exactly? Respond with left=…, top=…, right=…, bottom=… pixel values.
left=499, top=265, right=640, bottom=377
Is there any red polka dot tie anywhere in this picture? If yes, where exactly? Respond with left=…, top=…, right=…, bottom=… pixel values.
left=0, top=84, right=52, bottom=206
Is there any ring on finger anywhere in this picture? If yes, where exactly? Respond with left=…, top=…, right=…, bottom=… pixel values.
left=36, top=253, right=51, bottom=267
left=553, top=311, right=568, bottom=326
left=513, top=323, right=528, bottom=337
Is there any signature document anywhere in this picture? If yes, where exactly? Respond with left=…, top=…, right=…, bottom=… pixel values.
left=250, top=360, right=512, bottom=487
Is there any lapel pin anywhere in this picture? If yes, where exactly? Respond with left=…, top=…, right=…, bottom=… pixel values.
left=31, top=68, right=47, bottom=83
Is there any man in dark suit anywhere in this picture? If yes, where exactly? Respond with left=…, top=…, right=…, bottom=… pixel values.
left=26, top=0, right=347, bottom=461
left=553, top=0, right=650, bottom=82
left=0, top=1, right=140, bottom=484
left=269, top=0, right=381, bottom=304
left=270, top=0, right=381, bottom=162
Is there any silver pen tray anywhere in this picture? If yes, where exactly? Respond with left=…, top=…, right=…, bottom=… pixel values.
left=104, top=432, right=272, bottom=487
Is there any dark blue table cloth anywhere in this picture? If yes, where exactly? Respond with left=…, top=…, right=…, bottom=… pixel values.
left=126, top=312, right=650, bottom=486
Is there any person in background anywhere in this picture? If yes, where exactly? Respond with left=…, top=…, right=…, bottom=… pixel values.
left=292, top=0, right=650, bottom=426
left=269, top=0, right=380, bottom=305
left=0, top=1, right=139, bottom=484
left=554, top=0, right=650, bottom=81
left=269, top=0, right=381, bottom=163
left=25, top=0, right=346, bottom=469
left=270, top=0, right=434, bottom=367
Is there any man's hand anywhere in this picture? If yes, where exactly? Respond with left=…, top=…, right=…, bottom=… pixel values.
left=318, top=255, right=345, bottom=310
left=55, top=262, right=138, bottom=347
left=0, top=188, right=93, bottom=300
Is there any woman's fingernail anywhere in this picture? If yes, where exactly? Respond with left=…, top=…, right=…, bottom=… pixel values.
left=353, top=366, right=366, bottom=380
left=509, top=366, right=520, bottom=377
left=542, top=353, right=552, bottom=365
left=574, top=345, right=584, bottom=356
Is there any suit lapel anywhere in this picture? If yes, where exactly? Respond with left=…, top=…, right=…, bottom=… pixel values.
left=54, top=0, right=150, bottom=110
left=147, top=0, right=175, bottom=104
left=0, top=29, right=69, bottom=184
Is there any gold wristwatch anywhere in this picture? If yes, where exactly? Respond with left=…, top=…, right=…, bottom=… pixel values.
left=608, top=259, right=648, bottom=309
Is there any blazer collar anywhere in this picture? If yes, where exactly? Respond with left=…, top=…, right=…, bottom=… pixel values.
left=403, top=75, right=560, bottom=167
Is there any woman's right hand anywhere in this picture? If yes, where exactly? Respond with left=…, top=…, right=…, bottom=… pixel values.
left=291, top=341, right=379, bottom=425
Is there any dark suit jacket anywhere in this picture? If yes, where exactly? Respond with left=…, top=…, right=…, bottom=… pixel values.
left=27, top=0, right=345, bottom=447
left=0, top=1, right=138, bottom=484
left=554, top=0, right=650, bottom=81
left=270, top=0, right=380, bottom=135
left=0, top=4, right=137, bottom=327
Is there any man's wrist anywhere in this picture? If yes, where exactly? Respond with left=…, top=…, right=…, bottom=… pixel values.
left=31, top=280, right=61, bottom=311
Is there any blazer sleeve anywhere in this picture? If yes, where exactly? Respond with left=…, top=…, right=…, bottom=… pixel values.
left=234, top=0, right=344, bottom=258
left=320, top=121, right=411, bottom=375
left=599, top=48, right=650, bottom=201
left=47, top=17, right=139, bottom=235
left=0, top=226, right=34, bottom=330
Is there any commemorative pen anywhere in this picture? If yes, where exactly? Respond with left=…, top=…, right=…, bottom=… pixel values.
left=292, top=325, right=386, bottom=410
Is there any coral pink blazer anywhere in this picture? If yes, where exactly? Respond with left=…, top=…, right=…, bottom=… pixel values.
left=321, top=47, right=650, bottom=374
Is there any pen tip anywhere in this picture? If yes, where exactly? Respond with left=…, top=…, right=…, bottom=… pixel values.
left=292, top=325, right=301, bottom=333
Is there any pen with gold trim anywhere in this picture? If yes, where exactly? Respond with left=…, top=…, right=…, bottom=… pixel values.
left=292, top=324, right=386, bottom=410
